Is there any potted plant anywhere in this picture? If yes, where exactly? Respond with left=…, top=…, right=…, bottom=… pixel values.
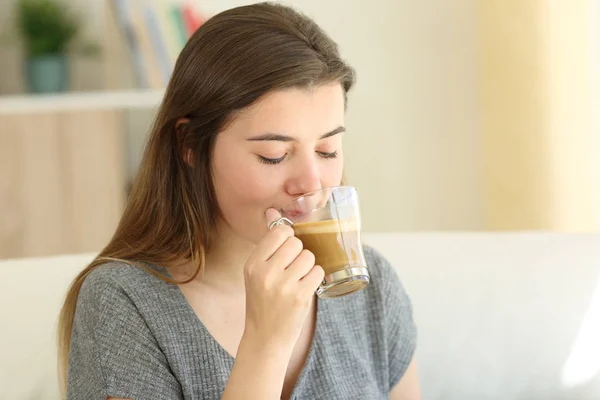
left=15, top=0, right=80, bottom=93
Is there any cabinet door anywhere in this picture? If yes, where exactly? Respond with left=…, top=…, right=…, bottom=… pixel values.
left=0, top=110, right=126, bottom=259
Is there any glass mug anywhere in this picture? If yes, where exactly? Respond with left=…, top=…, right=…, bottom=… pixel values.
left=270, top=186, right=370, bottom=298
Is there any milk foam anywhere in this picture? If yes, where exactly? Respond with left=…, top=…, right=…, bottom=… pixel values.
left=292, top=218, right=358, bottom=235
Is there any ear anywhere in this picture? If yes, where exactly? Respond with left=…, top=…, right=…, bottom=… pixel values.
left=175, top=117, right=194, bottom=167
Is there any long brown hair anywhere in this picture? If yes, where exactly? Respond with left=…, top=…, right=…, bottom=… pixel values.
left=57, top=1, right=355, bottom=395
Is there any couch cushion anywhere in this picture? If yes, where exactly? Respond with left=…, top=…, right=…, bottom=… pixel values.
left=363, top=232, right=600, bottom=400
left=0, top=253, right=97, bottom=400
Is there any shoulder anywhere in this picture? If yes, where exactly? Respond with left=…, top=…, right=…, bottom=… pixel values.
left=72, top=261, right=172, bottom=353
left=69, top=262, right=183, bottom=399
left=357, top=244, right=415, bottom=330
left=80, top=260, right=168, bottom=294
left=363, top=244, right=397, bottom=281
left=361, top=246, right=418, bottom=389
left=77, top=260, right=170, bottom=316
left=363, top=245, right=410, bottom=300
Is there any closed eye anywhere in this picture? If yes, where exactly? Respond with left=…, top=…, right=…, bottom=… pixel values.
left=258, top=150, right=338, bottom=165
left=318, top=150, right=338, bottom=159
left=258, top=155, right=286, bottom=165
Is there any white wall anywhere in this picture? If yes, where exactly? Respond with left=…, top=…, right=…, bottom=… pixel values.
left=595, top=0, right=600, bottom=229
left=0, top=0, right=484, bottom=232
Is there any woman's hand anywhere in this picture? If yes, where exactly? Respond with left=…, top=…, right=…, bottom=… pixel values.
left=223, top=209, right=324, bottom=400
left=242, top=208, right=324, bottom=348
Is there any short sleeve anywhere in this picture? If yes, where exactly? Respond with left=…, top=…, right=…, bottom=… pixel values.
left=366, top=246, right=418, bottom=390
left=67, top=265, right=183, bottom=400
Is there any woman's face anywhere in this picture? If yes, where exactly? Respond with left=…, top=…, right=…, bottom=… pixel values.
left=211, top=83, right=346, bottom=244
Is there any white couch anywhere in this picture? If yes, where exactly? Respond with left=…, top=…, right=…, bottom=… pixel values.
left=2, top=233, right=600, bottom=400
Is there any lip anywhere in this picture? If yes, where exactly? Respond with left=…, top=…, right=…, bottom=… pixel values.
left=284, top=209, right=308, bottom=218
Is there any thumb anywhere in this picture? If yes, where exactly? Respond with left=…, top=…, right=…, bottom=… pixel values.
left=265, top=208, right=283, bottom=229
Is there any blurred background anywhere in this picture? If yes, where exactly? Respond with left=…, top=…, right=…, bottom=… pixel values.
left=0, top=0, right=599, bottom=259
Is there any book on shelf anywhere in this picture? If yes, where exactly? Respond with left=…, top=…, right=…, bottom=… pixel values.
left=182, top=1, right=207, bottom=35
left=107, top=0, right=207, bottom=89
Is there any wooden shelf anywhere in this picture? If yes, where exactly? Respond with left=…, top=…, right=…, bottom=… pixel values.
left=0, top=89, right=165, bottom=114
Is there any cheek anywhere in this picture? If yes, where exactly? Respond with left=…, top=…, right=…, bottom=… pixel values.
left=216, top=160, right=272, bottom=201
left=212, top=146, right=277, bottom=223
left=324, top=153, right=345, bottom=187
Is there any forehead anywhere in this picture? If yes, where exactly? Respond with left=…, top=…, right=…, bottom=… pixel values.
left=225, top=83, right=346, bottom=136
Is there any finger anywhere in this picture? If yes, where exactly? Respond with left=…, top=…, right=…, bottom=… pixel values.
left=265, top=208, right=282, bottom=229
left=249, top=209, right=294, bottom=262
left=284, top=249, right=316, bottom=281
left=299, top=264, right=325, bottom=292
left=267, top=236, right=304, bottom=269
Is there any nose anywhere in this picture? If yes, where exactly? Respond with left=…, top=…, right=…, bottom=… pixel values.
left=285, top=155, right=322, bottom=197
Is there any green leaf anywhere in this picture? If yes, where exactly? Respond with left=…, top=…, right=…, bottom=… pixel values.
left=15, top=0, right=81, bottom=57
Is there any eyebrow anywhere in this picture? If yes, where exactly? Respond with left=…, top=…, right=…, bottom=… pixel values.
left=246, top=126, right=346, bottom=142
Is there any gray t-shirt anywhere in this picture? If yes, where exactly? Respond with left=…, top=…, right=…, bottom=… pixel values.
left=67, top=246, right=417, bottom=400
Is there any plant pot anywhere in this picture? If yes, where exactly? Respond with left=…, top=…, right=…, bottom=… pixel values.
left=25, top=54, right=69, bottom=93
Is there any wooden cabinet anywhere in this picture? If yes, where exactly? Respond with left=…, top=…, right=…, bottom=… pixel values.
left=0, top=90, right=163, bottom=259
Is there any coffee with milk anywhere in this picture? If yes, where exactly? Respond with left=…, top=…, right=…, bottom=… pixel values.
left=292, top=218, right=364, bottom=276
